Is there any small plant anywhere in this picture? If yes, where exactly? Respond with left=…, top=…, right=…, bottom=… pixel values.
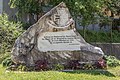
left=17, top=64, right=28, bottom=71
left=35, top=60, right=48, bottom=71
left=94, top=59, right=107, bottom=69
left=54, top=64, right=64, bottom=71
left=2, top=57, right=14, bottom=67
left=68, top=60, right=80, bottom=69
left=105, top=55, right=120, bottom=67
left=84, top=64, right=94, bottom=70
left=0, top=52, right=9, bottom=63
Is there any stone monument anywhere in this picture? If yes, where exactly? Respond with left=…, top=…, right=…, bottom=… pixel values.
left=11, top=2, right=104, bottom=67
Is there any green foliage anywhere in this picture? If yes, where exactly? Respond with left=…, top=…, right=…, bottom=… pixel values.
left=0, top=53, right=9, bottom=63
left=9, top=0, right=120, bottom=26
left=0, top=13, right=23, bottom=63
left=9, top=0, right=42, bottom=15
left=74, top=1, right=105, bottom=26
left=2, top=57, right=14, bottom=67
left=105, top=55, right=120, bottom=67
left=0, top=13, right=23, bottom=53
left=83, top=64, right=94, bottom=70
left=17, top=64, right=28, bottom=71
left=9, top=0, right=119, bottom=39
left=105, top=0, right=120, bottom=15
left=53, top=64, right=64, bottom=71
left=78, top=30, right=120, bottom=43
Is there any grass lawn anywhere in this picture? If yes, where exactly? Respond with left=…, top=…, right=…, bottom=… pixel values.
left=0, top=65, right=120, bottom=80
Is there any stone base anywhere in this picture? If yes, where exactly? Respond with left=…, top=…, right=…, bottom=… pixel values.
left=12, top=50, right=103, bottom=67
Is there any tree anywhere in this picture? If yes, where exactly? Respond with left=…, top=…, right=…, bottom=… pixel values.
left=9, top=0, right=119, bottom=37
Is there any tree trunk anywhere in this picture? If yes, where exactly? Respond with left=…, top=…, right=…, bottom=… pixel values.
left=83, top=26, right=86, bottom=38
left=110, top=21, right=113, bottom=56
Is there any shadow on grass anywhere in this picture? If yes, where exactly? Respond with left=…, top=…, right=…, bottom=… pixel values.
left=63, top=70, right=115, bottom=77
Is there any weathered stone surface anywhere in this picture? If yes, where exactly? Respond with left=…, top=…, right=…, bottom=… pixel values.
left=11, top=2, right=104, bottom=66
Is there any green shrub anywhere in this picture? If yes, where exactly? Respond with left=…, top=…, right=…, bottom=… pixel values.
left=0, top=52, right=10, bottom=63
left=84, top=64, right=94, bottom=70
left=17, top=64, right=36, bottom=71
left=17, top=64, right=28, bottom=71
left=0, top=13, right=23, bottom=63
left=54, top=64, right=64, bottom=71
left=2, top=57, right=14, bottom=67
left=105, top=55, right=120, bottom=67
left=0, top=13, right=23, bottom=53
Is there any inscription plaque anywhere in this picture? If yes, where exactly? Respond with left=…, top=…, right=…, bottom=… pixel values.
left=37, top=30, right=86, bottom=52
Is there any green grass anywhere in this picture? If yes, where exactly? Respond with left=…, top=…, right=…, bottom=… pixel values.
left=0, top=65, right=120, bottom=80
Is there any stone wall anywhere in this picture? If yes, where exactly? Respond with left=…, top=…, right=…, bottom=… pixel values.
left=92, top=43, right=120, bottom=59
